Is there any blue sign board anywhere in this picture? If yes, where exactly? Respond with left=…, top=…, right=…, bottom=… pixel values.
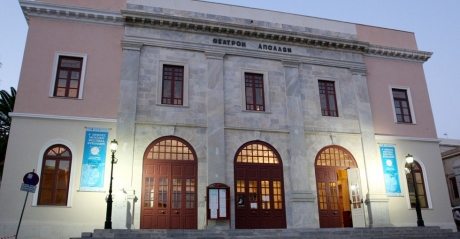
left=80, top=128, right=109, bottom=191
left=379, top=144, right=402, bottom=196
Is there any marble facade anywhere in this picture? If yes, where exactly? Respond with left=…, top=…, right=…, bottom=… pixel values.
left=117, top=3, right=391, bottom=229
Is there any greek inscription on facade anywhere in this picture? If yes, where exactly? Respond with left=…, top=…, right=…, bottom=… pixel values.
left=258, top=44, right=292, bottom=53
left=213, top=38, right=246, bottom=47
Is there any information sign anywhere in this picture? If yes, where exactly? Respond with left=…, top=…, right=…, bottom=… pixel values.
left=206, top=183, right=230, bottom=222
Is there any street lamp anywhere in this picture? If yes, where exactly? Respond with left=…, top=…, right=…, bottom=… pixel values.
left=104, top=139, right=118, bottom=229
left=405, top=154, right=425, bottom=227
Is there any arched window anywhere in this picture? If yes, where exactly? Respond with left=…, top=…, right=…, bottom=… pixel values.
left=38, top=145, right=72, bottom=206
left=405, top=161, right=428, bottom=208
left=315, top=145, right=356, bottom=167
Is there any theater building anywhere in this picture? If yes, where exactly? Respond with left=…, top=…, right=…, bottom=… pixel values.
left=0, top=0, right=455, bottom=238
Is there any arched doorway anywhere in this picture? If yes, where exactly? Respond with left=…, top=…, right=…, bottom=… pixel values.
left=141, top=136, right=198, bottom=229
left=234, top=141, right=286, bottom=229
left=315, top=145, right=364, bottom=228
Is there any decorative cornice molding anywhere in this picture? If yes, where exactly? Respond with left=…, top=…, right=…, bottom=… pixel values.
left=365, top=45, right=432, bottom=62
left=10, top=112, right=117, bottom=123
left=121, top=9, right=369, bottom=54
left=18, top=0, right=432, bottom=63
left=121, top=9, right=432, bottom=62
left=19, top=0, right=124, bottom=27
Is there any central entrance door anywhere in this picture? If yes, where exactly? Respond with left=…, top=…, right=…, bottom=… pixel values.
left=141, top=137, right=198, bottom=229
left=315, top=145, right=364, bottom=228
left=234, top=141, right=286, bottom=229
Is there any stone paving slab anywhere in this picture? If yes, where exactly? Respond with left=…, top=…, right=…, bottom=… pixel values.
left=71, top=227, right=460, bottom=239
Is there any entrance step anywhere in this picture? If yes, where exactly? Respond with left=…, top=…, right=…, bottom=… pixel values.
left=71, top=227, right=460, bottom=239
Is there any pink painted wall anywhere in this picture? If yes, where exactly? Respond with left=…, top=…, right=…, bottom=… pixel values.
left=37, top=0, right=126, bottom=11
left=356, top=24, right=418, bottom=50
left=15, top=17, right=124, bottom=119
left=356, top=25, right=437, bottom=138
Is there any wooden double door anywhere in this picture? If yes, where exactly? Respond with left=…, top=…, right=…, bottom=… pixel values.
left=141, top=161, right=197, bottom=229
left=316, top=168, right=342, bottom=228
left=315, top=167, right=365, bottom=228
left=234, top=164, right=286, bottom=229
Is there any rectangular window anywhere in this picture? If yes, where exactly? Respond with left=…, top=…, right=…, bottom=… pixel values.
left=318, top=80, right=338, bottom=117
left=245, top=73, right=265, bottom=111
left=392, top=89, right=412, bottom=123
left=162, top=65, right=184, bottom=105
left=53, top=56, right=83, bottom=98
left=450, top=177, right=459, bottom=199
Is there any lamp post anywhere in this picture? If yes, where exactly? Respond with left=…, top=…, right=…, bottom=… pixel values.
left=104, top=139, right=118, bottom=229
left=405, top=154, right=425, bottom=227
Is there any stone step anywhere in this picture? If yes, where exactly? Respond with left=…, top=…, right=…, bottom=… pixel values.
left=71, top=227, right=460, bottom=239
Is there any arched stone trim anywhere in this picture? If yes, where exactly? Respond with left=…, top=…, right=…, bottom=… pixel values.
left=402, top=159, right=432, bottom=209
left=32, top=140, right=76, bottom=207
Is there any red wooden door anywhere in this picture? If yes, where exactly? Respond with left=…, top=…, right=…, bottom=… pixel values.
left=142, top=162, right=197, bottom=229
left=141, top=137, right=197, bottom=229
left=316, top=168, right=341, bottom=228
left=235, top=164, right=286, bottom=229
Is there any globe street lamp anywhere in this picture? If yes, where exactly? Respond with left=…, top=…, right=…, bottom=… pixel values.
left=104, top=139, right=118, bottom=229
left=405, top=154, right=425, bottom=227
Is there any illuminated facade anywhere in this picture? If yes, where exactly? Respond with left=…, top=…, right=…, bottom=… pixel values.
left=0, top=0, right=454, bottom=238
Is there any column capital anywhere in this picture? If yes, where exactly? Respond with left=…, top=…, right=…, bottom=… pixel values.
left=282, top=61, right=300, bottom=68
left=121, top=41, right=143, bottom=51
left=350, top=68, right=367, bottom=76
left=205, top=51, right=226, bottom=60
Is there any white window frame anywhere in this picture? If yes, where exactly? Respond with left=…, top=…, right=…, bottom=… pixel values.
left=240, top=68, right=270, bottom=113
left=401, top=159, right=432, bottom=209
left=32, top=140, right=76, bottom=207
left=157, top=61, right=189, bottom=107
left=389, top=86, right=416, bottom=124
left=49, top=52, right=88, bottom=99
left=314, top=77, right=342, bottom=118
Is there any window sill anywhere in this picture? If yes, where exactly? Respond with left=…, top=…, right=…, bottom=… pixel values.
left=49, top=96, right=82, bottom=100
left=156, top=103, right=189, bottom=108
left=242, top=109, right=271, bottom=114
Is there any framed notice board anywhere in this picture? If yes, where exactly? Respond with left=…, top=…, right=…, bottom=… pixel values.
left=206, top=183, right=230, bottom=225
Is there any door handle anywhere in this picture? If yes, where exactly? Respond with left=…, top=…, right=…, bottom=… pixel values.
left=175, top=211, right=179, bottom=214
left=265, top=211, right=268, bottom=214
left=252, top=211, right=255, bottom=214
left=333, top=212, right=337, bottom=214
left=161, top=211, right=164, bottom=214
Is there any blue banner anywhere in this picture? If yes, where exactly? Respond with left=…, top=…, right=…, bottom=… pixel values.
left=80, top=128, right=109, bottom=191
left=379, top=144, right=402, bottom=196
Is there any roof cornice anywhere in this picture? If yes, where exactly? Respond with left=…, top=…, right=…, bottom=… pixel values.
left=18, top=1, right=432, bottom=62
left=121, top=9, right=432, bottom=62
left=121, top=9, right=369, bottom=53
left=19, top=0, right=124, bottom=27
left=365, top=45, right=432, bottom=62
left=442, top=147, right=460, bottom=159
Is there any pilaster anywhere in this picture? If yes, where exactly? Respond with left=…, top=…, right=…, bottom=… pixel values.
left=352, top=70, right=392, bottom=227
left=205, top=52, right=226, bottom=184
left=114, top=42, right=142, bottom=228
left=283, top=61, right=316, bottom=228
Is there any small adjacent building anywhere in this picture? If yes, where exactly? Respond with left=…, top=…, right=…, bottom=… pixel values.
left=0, top=0, right=454, bottom=238
left=440, top=138, right=460, bottom=207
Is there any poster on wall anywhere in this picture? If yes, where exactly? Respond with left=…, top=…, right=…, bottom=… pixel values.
left=379, top=144, right=402, bottom=196
left=79, top=128, right=109, bottom=191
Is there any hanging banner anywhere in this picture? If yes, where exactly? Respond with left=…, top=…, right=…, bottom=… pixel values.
left=80, top=128, right=109, bottom=191
left=379, top=144, right=402, bottom=196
